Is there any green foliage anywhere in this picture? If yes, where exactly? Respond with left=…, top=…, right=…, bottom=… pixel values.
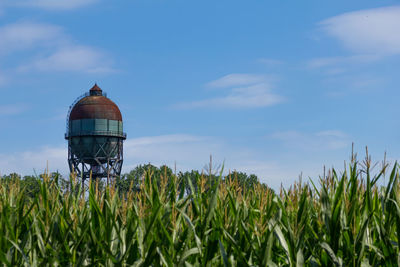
left=228, top=171, right=260, bottom=190
left=117, top=164, right=174, bottom=194
left=0, top=155, right=400, bottom=265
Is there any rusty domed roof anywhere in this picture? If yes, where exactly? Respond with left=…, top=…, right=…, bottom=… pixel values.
left=69, top=84, right=122, bottom=121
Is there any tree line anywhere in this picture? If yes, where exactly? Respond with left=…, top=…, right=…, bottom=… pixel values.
left=0, top=163, right=267, bottom=197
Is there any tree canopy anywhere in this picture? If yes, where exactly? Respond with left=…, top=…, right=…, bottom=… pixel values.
left=0, top=164, right=265, bottom=197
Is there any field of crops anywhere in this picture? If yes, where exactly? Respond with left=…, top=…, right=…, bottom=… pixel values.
left=1, top=154, right=400, bottom=266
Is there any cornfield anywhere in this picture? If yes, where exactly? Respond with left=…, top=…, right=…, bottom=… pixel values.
left=1, top=153, right=400, bottom=266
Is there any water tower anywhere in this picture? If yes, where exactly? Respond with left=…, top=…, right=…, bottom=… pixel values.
left=65, top=84, right=126, bottom=184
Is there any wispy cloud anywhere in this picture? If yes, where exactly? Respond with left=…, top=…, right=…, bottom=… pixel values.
left=2, top=0, right=97, bottom=10
left=307, top=54, right=380, bottom=69
left=0, top=146, right=67, bottom=176
left=0, top=135, right=221, bottom=179
left=206, top=73, right=267, bottom=88
left=271, top=130, right=350, bottom=151
left=125, top=134, right=205, bottom=147
left=0, top=104, right=29, bottom=116
left=20, top=45, right=113, bottom=73
left=111, top=134, right=300, bottom=188
left=0, top=70, right=6, bottom=86
left=0, top=133, right=353, bottom=190
left=0, top=21, right=114, bottom=74
left=320, top=6, right=400, bottom=55
left=0, top=135, right=217, bottom=177
left=176, top=73, right=284, bottom=109
left=0, top=22, right=64, bottom=55
left=0, top=135, right=289, bottom=189
left=257, top=58, right=284, bottom=66
left=123, top=134, right=220, bottom=170
left=306, top=54, right=382, bottom=78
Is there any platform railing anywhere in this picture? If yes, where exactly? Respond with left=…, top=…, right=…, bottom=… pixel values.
left=65, top=130, right=127, bottom=139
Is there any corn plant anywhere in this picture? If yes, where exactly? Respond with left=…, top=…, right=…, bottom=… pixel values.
left=0, top=153, right=399, bottom=266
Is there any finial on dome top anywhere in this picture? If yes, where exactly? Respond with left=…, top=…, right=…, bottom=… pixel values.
left=90, top=83, right=102, bottom=96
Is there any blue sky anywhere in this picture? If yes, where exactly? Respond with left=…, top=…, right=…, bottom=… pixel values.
left=1, top=0, right=400, bottom=189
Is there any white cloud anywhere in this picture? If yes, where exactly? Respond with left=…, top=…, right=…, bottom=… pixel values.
left=315, top=130, right=347, bottom=138
left=125, top=134, right=204, bottom=147
left=258, top=58, right=284, bottom=66
left=0, top=135, right=220, bottom=178
left=206, top=73, right=268, bottom=88
left=0, top=146, right=67, bottom=176
left=0, top=133, right=364, bottom=190
left=0, top=21, right=113, bottom=73
left=22, top=45, right=113, bottom=73
left=320, top=73, right=386, bottom=97
left=0, top=134, right=297, bottom=189
left=0, top=71, right=6, bottom=86
left=0, top=104, right=28, bottom=115
left=0, top=22, right=64, bottom=54
left=320, top=6, right=400, bottom=55
left=271, top=130, right=350, bottom=151
left=116, top=134, right=301, bottom=189
left=2, top=0, right=97, bottom=10
left=179, top=84, right=283, bottom=109
left=307, top=54, right=380, bottom=69
left=231, top=160, right=297, bottom=189
left=123, top=133, right=358, bottom=189
left=176, top=74, right=284, bottom=109
left=123, top=134, right=221, bottom=171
